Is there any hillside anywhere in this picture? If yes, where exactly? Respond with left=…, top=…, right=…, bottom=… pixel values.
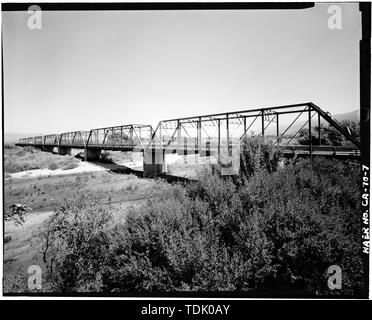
left=265, top=109, right=359, bottom=136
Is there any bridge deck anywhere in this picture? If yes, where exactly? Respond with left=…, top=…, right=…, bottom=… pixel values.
left=16, top=143, right=144, bottom=152
left=16, top=142, right=360, bottom=159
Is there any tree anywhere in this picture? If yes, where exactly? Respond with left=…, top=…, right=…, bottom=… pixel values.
left=5, top=204, right=32, bottom=226
left=239, top=135, right=281, bottom=178
left=298, top=120, right=360, bottom=146
left=34, top=195, right=114, bottom=292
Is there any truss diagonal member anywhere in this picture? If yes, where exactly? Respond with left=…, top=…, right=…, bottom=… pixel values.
left=309, top=102, right=361, bottom=148
left=185, top=119, right=197, bottom=128
left=240, top=112, right=261, bottom=139
left=264, top=112, right=277, bottom=131
left=286, top=111, right=317, bottom=145
left=201, top=124, right=211, bottom=139
left=164, top=122, right=180, bottom=151
left=132, top=125, right=145, bottom=151
left=234, top=113, right=245, bottom=125
left=180, top=123, right=191, bottom=138
left=274, top=107, right=308, bottom=145
left=72, top=132, right=77, bottom=145
left=206, top=116, right=219, bottom=126
left=147, top=122, right=162, bottom=149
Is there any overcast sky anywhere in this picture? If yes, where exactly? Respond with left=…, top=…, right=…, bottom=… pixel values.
left=3, top=3, right=361, bottom=135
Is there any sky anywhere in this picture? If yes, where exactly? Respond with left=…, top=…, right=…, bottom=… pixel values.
left=2, top=3, right=362, bottom=135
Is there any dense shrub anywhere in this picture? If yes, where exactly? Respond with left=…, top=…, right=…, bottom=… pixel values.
left=100, top=179, right=273, bottom=292
left=3, top=268, right=30, bottom=293
left=4, top=146, right=79, bottom=174
left=243, top=158, right=362, bottom=295
left=101, top=152, right=113, bottom=163
left=34, top=196, right=114, bottom=292
left=32, top=141, right=362, bottom=296
left=48, top=162, right=59, bottom=170
left=239, top=135, right=281, bottom=178
left=4, top=143, right=17, bottom=149
left=4, top=235, right=12, bottom=244
left=5, top=204, right=31, bottom=226
left=98, top=158, right=361, bottom=295
left=298, top=120, right=360, bottom=147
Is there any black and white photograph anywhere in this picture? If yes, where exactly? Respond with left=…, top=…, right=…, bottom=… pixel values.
left=1, top=1, right=370, bottom=301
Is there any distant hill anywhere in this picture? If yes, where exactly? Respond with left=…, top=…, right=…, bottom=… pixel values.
left=331, top=110, right=359, bottom=123
left=265, top=109, right=359, bottom=136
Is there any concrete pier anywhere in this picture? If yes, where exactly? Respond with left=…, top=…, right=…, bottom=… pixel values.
left=143, top=148, right=165, bottom=178
left=42, top=146, right=55, bottom=153
left=84, top=148, right=101, bottom=161
left=58, top=147, right=71, bottom=155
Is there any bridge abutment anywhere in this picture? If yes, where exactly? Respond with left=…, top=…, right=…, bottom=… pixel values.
left=58, top=147, right=71, bottom=155
left=143, top=149, right=165, bottom=178
left=84, top=148, right=101, bottom=161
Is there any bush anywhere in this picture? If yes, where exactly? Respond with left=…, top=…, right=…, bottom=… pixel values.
left=298, top=121, right=360, bottom=146
left=100, top=152, right=113, bottom=164
left=48, top=162, right=59, bottom=170
left=4, top=146, right=77, bottom=173
left=3, top=269, right=30, bottom=293
left=33, top=196, right=114, bottom=292
left=24, top=146, right=36, bottom=153
left=4, top=235, right=12, bottom=244
left=243, top=158, right=362, bottom=295
left=32, top=154, right=362, bottom=296
left=5, top=204, right=31, bottom=226
left=240, top=135, right=281, bottom=178
left=101, top=159, right=361, bottom=295
left=100, top=174, right=273, bottom=292
left=4, top=143, right=16, bottom=149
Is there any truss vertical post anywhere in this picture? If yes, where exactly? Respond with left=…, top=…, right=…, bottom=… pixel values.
left=318, top=113, right=321, bottom=145
left=184, top=137, right=187, bottom=157
left=177, top=120, right=181, bottom=154
left=218, top=119, right=221, bottom=161
left=243, top=116, right=247, bottom=137
left=102, top=129, right=108, bottom=145
left=86, top=130, right=92, bottom=148
left=226, top=114, right=232, bottom=157
left=226, top=113, right=229, bottom=152
left=276, top=113, right=279, bottom=142
left=197, top=117, right=202, bottom=154
left=309, top=105, right=312, bottom=155
left=262, top=110, right=265, bottom=136
left=129, top=127, right=133, bottom=144
left=158, top=124, right=162, bottom=149
left=194, top=137, right=198, bottom=164
left=120, top=126, right=123, bottom=147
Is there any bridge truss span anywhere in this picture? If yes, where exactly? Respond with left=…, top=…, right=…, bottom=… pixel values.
left=16, top=124, right=154, bottom=155
left=16, top=102, right=361, bottom=177
left=86, top=124, right=153, bottom=151
left=147, top=102, right=361, bottom=158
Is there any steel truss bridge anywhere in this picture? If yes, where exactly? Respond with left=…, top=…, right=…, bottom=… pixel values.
left=16, top=102, right=361, bottom=177
left=19, top=124, right=153, bottom=155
